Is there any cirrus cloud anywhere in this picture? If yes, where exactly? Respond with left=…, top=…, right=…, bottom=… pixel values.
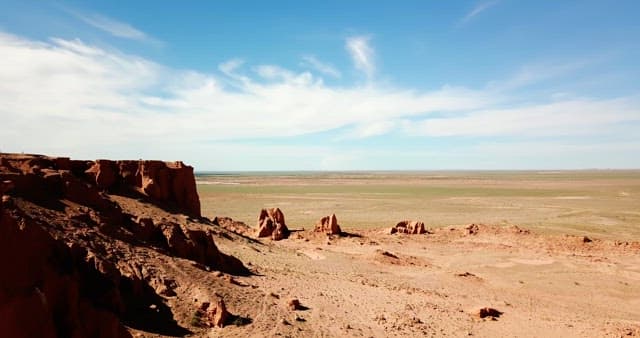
left=346, top=35, right=375, bottom=79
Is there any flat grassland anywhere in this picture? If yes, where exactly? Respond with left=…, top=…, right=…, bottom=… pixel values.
left=197, top=170, right=640, bottom=240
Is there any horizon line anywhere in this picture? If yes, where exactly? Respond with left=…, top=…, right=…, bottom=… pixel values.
left=195, top=168, right=640, bottom=174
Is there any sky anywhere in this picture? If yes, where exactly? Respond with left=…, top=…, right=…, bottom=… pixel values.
left=0, top=0, right=639, bottom=170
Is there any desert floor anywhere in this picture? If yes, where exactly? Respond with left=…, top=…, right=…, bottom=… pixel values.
left=124, top=171, right=640, bottom=337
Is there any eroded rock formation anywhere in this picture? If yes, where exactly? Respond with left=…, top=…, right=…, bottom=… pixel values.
left=389, top=220, right=426, bottom=234
left=158, top=221, right=246, bottom=272
left=207, top=297, right=229, bottom=328
left=256, top=208, right=289, bottom=240
left=0, top=154, right=200, bottom=217
left=0, top=153, right=246, bottom=337
left=314, top=214, right=341, bottom=235
left=85, top=159, right=201, bottom=217
left=0, top=202, right=132, bottom=338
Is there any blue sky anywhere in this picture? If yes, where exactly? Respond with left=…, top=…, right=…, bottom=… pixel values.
left=0, top=1, right=639, bottom=170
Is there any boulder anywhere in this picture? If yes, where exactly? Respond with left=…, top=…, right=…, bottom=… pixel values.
left=205, top=297, right=229, bottom=328
left=287, top=298, right=302, bottom=311
left=477, top=307, right=502, bottom=319
left=389, top=220, right=426, bottom=234
left=256, top=208, right=289, bottom=240
left=466, top=223, right=480, bottom=235
left=314, top=214, right=341, bottom=235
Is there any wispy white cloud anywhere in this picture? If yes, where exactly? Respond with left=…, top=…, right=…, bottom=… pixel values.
left=218, top=58, right=244, bottom=75
left=67, top=9, right=160, bottom=44
left=346, top=35, right=375, bottom=79
left=487, top=59, right=595, bottom=92
left=255, top=65, right=294, bottom=81
left=79, top=14, right=146, bottom=40
left=300, top=55, right=341, bottom=78
left=460, top=1, right=500, bottom=24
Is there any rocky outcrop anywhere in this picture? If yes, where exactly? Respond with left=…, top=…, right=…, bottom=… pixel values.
left=314, top=214, right=341, bottom=235
left=196, top=296, right=230, bottom=328
left=256, top=208, right=289, bottom=240
left=207, top=297, right=229, bottom=328
left=0, top=153, right=247, bottom=337
left=160, top=221, right=247, bottom=273
left=389, top=220, right=426, bottom=234
left=0, top=154, right=200, bottom=217
left=85, top=159, right=201, bottom=217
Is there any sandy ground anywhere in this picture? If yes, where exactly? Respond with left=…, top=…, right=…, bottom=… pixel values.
left=214, top=226, right=640, bottom=338
left=116, top=194, right=640, bottom=337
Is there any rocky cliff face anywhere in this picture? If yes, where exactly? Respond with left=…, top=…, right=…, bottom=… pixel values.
left=85, top=159, right=201, bottom=217
left=0, top=153, right=245, bottom=338
left=0, top=154, right=201, bottom=217
left=0, top=203, right=132, bottom=338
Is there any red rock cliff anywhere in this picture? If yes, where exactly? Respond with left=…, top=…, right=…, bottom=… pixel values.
left=0, top=153, right=246, bottom=338
left=85, top=159, right=201, bottom=217
left=0, top=154, right=201, bottom=217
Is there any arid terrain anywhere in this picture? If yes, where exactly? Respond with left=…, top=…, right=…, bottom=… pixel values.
left=1, top=154, right=639, bottom=338
left=197, top=171, right=640, bottom=240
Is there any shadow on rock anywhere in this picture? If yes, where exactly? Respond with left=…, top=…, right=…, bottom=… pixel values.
left=120, top=278, right=192, bottom=336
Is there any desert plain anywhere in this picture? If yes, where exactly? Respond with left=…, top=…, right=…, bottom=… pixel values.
left=190, top=170, right=640, bottom=337
left=197, top=170, right=640, bottom=239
